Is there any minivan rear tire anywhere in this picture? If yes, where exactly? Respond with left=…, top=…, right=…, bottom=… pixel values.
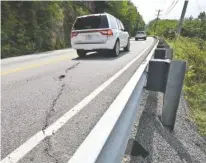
left=77, top=50, right=86, bottom=58
left=110, top=40, right=120, bottom=57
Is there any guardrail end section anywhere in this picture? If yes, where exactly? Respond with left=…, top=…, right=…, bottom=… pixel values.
left=161, top=60, right=186, bottom=130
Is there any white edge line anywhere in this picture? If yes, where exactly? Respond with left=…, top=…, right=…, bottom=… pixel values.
left=68, top=41, right=159, bottom=163
left=1, top=41, right=155, bottom=163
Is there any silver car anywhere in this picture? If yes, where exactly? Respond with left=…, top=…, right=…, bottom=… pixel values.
left=135, top=31, right=147, bottom=41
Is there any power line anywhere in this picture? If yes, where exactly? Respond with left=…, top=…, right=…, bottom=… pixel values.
left=164, top=1, right=177, bottom=17
left=195, top=0, right=202, bottom=11
left=164, top=0, right=176, bottom=16
left=165, top=0, right=180, bottom=17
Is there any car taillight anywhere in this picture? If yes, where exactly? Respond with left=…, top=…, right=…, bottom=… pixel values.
left=71, top=32, right=78, bottom=38
left=107, top=29, right=113, bottom=36
left=100, top=29, right=113, bottom=36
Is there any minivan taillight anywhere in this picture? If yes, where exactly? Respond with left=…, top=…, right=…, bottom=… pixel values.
left=71, top=32, right=78, bottom=38
left=100, top=29, right=113, bottom=36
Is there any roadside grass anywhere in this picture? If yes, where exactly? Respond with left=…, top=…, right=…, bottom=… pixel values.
left=168, top=37, right=206, bottom=136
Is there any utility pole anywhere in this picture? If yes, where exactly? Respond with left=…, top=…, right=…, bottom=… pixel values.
left=135, top=7, right=139, bottom=31
left=177, top=0, right=189, bottom=35
left=154, top=9, right=162, bottom=33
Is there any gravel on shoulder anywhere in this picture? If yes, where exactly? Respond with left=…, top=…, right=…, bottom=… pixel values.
left=123, top=90, right=206, bottom=163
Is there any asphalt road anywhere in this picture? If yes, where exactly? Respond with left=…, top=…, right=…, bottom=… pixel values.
left=1, top=37, right=155, bottom=163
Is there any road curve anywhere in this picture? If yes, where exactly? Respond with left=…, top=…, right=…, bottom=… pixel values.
left=1, top=37, right=155, bottom=163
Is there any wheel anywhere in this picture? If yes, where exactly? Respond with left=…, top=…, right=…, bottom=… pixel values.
left=110, top=40, right=120, bottom=57
left=124, top=39, right=130, bottom=52
left=144, top=37, right=147, bottom=40
left=77, top=50, right=86, bottom=57
left=135, top=38, right=138, bottom=41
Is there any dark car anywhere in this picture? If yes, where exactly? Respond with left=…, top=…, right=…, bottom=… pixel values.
left=135, top=31, right=147, bottom=40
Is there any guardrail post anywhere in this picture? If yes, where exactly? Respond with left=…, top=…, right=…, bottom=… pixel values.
left=146, top=43, right=186, bottom=131
left=154, top=48, right=173, bottom=60
left=154, top=48, right=167, bottom=59
left=161, top=61, right=186, bottom=130
left=166, top=48, right=173, bottom=60
left=146, top=59, right=170, bottom=93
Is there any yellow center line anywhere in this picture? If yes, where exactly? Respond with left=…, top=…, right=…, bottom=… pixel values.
left=1, top=55, right=75, bottom=76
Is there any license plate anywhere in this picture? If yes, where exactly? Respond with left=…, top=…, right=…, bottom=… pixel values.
left=86, top=35, right=92, bottom=40
left=84, top=47, right=92, bottom=50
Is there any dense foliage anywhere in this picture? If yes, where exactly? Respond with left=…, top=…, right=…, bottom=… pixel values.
left=1, top=1, right=89, bottom=58
left=147, top=19, right=177, bottom=38
left=169, top=37, right=206, bottom=135
left=1, top=1, right=144, bottom=58
left=147, top=12, right=206, bottom=136
left=182, top=12, right=206, bottom=40
left=146, top=11, right=206, bottom=40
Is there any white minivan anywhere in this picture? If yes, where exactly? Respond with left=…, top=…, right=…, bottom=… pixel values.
left=71, top=13, right=130, bottom=57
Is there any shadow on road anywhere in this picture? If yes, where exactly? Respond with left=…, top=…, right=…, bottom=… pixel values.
left=72, top=50, right=130, bottom=61
left=125, top=91, right=200, bottom=163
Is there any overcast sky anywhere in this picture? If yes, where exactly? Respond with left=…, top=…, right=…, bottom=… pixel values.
left=131, top=0, right=206, bottom=23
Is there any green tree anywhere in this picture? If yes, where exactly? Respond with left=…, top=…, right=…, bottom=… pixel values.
left=147, top=19, right=177, bottom=38
left=1, top=1, right=145, bottom=58
left=146, top=11, right=206, bottom=40
left=94, top=1, right=145, bottom=36
left=1, top=1, right=93, bottom=58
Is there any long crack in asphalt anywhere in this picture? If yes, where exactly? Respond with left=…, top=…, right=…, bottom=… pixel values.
left=42, top=83, right=65, bottom=131
left=42, top=62, right=80, bottom=162
left=44, top=137, right=59, bottom=163
left=65, top=62, right=80, bottom=73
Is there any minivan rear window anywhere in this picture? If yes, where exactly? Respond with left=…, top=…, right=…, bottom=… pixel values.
left=137, top=31, right=145, bottom=34
left=73, top=15, right=109, bottom=30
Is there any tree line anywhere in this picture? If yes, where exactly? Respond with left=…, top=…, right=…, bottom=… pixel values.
left=1, top=1, right=145, bottom=58
left=146, top=11, right=206, bottom=41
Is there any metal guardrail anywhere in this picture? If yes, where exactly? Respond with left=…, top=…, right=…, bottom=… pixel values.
left=68, top=40, right=159, bottom=163
left=146, top=42, right=186, bottom=130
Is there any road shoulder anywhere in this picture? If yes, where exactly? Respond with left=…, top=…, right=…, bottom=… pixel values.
left=123, top=90, right=206, bottom=163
